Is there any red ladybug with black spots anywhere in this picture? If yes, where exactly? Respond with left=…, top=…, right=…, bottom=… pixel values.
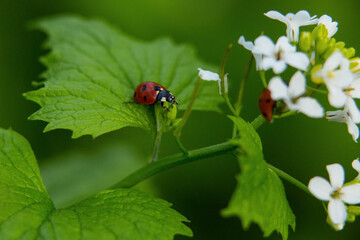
left=133, top=82, right=178, bottom=111
left=258, top=88, right=275, bottom=122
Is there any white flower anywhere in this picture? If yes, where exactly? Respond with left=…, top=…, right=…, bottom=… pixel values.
left=318, top=15, right=338, bottom=38
left=198, top=68, right=220, bottom=81
left=197, top=68, right=226, bottom=94
left=268, top=71, right=324, bottom=118
left=312, top=51, right=354, bottom=107
left=308, top=163, right=360, bottom=227
left=238, top=36, right=264, bottom=70
left=326, top=98, right=360, bottom=142
left=264, top=10, right=318, bottom=42
left=352, top=159, right=360, bottom=180
left=252, top=35, right=310, bottom=74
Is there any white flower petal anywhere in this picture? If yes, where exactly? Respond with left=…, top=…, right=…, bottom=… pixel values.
left=346, top=116, right=359, bottom=142
left=261, top=57, right=276, bottom=71
left=238, top=36, right=254, bottom=51
left=292, top=10, right=318, bottom=26
left=331, top=69, right=353, bottom=88
left=327, top=163, right=345, bottom=189
left=328, top=199, right=347, bottom=225
left=318, top=15, right=338, bottom=38
left=327, top=84, right=347, bottom=108
left=349, top=79, right=360, bottom=99
left=326, top=110, right=346, bottom=123
left=264, top=10, right=289, bottom=24
left=252, top=35, right=275, bottom=56
left=253, top=53, right=264, bottom=70
left=341, top=184, right=360, bottom=204
left=284, top=52, right=310, bottom=71
left=308, top=176, right=332, bottom=201
left=267, top=77, right=288, bottom=100
left=324, top=51, right=344, bottom=72
left=296, top=97, right=324, bottom=118
left=272, top=60, right=287, bottom=74
left=346, top=98, right=360, bottom=123
left=288, top=71, right=306, bottom=98
left=198, top=68, right=221, bottom=81
left=352, top=158, right=360, bottom=173
left=276, top=36, right=295, bottom=52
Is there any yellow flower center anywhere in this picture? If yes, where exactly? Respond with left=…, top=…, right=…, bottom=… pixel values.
left=327, top=70, right=335, bottom=78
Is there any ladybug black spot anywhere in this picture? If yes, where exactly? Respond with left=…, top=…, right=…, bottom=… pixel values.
left=143, top=96, right=147, bottom=102
left=154, top=86, right=161, bottom=91
left=134, top=92, right=137, bottom=98
left=142, top=85, right=147, bottom=91
left=266, top=98, right=271, bottom=103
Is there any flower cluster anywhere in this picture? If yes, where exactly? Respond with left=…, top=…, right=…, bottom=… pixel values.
left=308, top=159, right=360, bottom=230
left=196, top=9, right=360, bottom=232
left=238, top=10, right=360, bottom=142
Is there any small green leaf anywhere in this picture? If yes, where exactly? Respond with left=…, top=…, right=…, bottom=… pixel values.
left=24, top=15, right=222, bottom=138
left=222, top=117, right=295, bottom=240
left=0, top=128, right=192, bottom=239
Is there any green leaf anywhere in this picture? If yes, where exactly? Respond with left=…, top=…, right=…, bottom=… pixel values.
left=0, top=128, right=192, bottom=239
left=24, top=15, right=222, bottom=138
left=40, top=140, right=157, bottom=208
left=222, top=117, right=295, bottom=240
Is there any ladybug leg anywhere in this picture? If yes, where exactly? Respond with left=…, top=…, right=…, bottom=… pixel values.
left=161, top=102, right=170, bottom=112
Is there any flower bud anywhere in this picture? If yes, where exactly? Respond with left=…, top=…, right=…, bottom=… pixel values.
left=316, top=38, right=329, bottom=55
left=350, top=57, right=360, bottom=73
left=323, top=47, right=336, bottom=60
left=312, top=24, right=328, bottom=40
left=299, top=31, right=312, bottom=52
left=342, top=47, right=355, bottom=59
left=311, top=65, right=324, bottom=84
left=335, top=41, right=345, bottom=49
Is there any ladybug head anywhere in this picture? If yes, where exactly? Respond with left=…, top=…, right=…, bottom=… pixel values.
left=166, top=93, right=178, bottom=105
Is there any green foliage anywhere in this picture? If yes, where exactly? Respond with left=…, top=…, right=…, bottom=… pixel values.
left=40, top=141, right=156, bottom=208
left=0, top=128, right=192, bottom=239
left=24, top=15, right=223, bottom=138
left=222, top=117, right=295, bottom=240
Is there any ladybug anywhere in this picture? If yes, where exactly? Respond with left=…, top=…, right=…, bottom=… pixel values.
left=133, top=81, right=178, bottom=111
left=258, top=88, right=275, bottom=122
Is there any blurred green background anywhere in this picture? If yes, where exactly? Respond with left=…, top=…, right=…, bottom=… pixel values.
left=1, top=0, right=360, bottom=239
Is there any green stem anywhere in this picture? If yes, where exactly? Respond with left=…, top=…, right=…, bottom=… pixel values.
left=175, top=137, right=189, bottom=156
left=150, top=125, right=162, bottom=163
left=306, top=85, right=327, bottom=94
left=235, top=54, right=253, bottom=114
left=273, top=110, right=296, bottom=119
left=150, top=104, right=165, bottom=162
left=173, top=76, right=202, bottom=155
left=112, top=115, right=265, bottom=188
left=250, top=114, right=266, bottom=130
left=232, top=55, right=254, bottom=138
left=220, top=44, right=233, bottom=79
left=259, top=71, right=267, bottom=88
left=218, top=44, right=237, bottom=116
left=267, top=164, right=311, bottom=195
left=111, top=141, right=237, bottom=188
left=223, top=94, right=237, bottom=116
left=174, top=77, right=202, bottom=139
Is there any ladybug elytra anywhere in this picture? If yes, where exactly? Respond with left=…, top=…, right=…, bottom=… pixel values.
left=133, top=81, right=178, bottom=111
left=258, top=88, right=275, bottom=122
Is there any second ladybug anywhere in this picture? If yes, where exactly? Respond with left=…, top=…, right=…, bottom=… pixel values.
left=258, top=88, right=275, bottom=122
left=133, top=81, right=178, bottom=111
